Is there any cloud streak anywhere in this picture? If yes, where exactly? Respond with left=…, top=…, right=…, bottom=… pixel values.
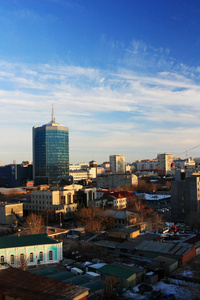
left=0, top=40, right=200, bottom=164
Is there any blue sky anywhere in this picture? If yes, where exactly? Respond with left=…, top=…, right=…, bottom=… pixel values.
left=1, top=0, right=200, bottom=165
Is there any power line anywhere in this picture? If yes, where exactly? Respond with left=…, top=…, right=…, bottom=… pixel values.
left=176, top=144, right=200, bottom=157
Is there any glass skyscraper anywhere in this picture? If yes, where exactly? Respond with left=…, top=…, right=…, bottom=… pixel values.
left=33, top=116, right=69, bottom=186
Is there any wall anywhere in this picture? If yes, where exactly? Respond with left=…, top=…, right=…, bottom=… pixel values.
left=96, top=174, right=138, bottom=189
left=0, top=242, right=62, bottom=267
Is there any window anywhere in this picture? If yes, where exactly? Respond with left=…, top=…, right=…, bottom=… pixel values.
left=10, top=255, right=14, bottom=265
left=1, top=256, right=4, bottom=264
left=30, top=253, right=34, bottom=262
left=39, top=252, right=43, bottom=261
left=20, top=254, right=24, bottom=263
left=49, top=251, right=53, bottom=260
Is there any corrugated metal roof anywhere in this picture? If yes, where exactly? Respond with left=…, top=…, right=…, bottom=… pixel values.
left=0, top=233, right=60, bottom=249
left=0, top=267, right=88, bottom=300
left=135, top=240, right=193, bottom=256
left=93, top=240, right=120, bottom=248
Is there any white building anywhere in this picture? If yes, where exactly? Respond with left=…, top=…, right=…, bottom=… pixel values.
left=24, top=184, right=96, bottom=218
left=69, top=162, right=89, bottom=171
left=110, top=155, right=125, bottom=173
left=0, top=202, right=23, bottom=225
left=157, top=153, right=173, bottom=174
left=0, top=233, right=62, bottom=268
left=136, top=159, right=158, bottom=171
left=174, top=157, right=196, bottom=169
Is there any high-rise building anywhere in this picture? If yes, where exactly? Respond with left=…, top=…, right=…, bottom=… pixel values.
left=33, top=113, right=69, bottom=186
left=109, top=155, right=125, bottom=173
left=157, top=153, right=173, bottom=174
left=171, top=170, right=200, bottom=222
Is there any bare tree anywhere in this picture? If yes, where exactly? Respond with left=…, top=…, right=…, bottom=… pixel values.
left=19, top=257, right=29, bottom=271
left=25, top=213, right=45, bottom=234
left=75, top=206, right=114, bottom=233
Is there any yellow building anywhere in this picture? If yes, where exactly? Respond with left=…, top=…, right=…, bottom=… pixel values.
left=108, top=227, right=140, bottom=239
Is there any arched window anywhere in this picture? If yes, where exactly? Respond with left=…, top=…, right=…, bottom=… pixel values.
left=30, top=253, right=34, bottom=262
left=49, top=251, right=53, bottom=260
left=1, top=256, right=4, bottom=264
left=20, top=254, right=24, bottom=263
left=10, top=255, right=14, bottom=265
left=39, top=252, right=43, bottom=261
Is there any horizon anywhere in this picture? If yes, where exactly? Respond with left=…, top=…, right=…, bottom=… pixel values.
left=1, top=0, right=200, bottom=165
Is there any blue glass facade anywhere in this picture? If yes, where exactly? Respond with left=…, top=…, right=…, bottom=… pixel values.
left=33, top=121, right=69, bottom=186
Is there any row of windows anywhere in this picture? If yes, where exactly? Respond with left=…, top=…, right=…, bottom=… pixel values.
left=0, top=251, right=53, bottom=264
left=32, top=195, right=52, bottom=199
left=28, top=205, right=76, bottom=211
left=32, top=200, right=51, bottom=205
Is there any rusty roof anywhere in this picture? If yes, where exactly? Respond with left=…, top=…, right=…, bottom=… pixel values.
left=0, top=268, right=89, bottom=300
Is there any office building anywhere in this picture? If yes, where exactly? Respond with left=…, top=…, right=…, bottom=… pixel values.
left=110, top=155, right=125, bottom=173
left=0, top=162, right=33, bottom=188
left=33, top=113, right=69, bottom=186
left=157, top=153, right=173, bottom=174
left=171, top=170, right=200, bottom=222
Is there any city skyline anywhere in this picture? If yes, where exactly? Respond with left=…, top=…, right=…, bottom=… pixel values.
left=1, top=0, right=200, bottom=165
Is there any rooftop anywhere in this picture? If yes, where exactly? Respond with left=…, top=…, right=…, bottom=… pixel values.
left=0, top=267, right=88, bottom=300
left=98, top=264, right=135, bottom=279
left=0, top=233, right=60, bottom=249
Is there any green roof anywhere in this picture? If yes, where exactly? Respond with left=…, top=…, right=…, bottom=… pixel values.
left=98, top=265, right=135, bottom=279
left=83, top=279, right=104, bottom=293
left=0, top=233, right=60, bottom=249
left=32, top=267, right=60, bottom=276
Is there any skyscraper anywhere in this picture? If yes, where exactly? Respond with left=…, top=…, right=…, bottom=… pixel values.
left=33, top=112, right=69, bottom=186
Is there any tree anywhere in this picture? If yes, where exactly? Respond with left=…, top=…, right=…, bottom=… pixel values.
left=25, top=213, right=45, bottom=234
left=19, top=257, right=29, bottom=271
left=75, top=206, right=114, bottom=233
left=146, top=211, right=165, bottom=231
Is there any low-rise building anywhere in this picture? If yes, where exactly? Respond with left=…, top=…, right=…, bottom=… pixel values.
left=24, top=184, right=96, bottom=218
left=0, top=267, right=89, bottom=300
left=0, top=233, right=62, bottom=268
left=98, top=264, right=137, bottom=287
left=0, top=202, right=23, bottom=225
left=108, top=227, right=140, bottom=239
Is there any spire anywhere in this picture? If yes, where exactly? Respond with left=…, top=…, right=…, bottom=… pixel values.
left=51, top=104, right=55, bottom=123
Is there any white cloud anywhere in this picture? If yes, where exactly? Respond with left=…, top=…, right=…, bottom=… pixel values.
left=0, top=53, right=200, bottom=164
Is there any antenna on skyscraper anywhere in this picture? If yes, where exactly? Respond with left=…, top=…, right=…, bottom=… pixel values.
left=51, top=104, right=55, bottom=123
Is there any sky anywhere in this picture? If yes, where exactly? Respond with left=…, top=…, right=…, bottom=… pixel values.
left=1, top=0, right=200, bottom=165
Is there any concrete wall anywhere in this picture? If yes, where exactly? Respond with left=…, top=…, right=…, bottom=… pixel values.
left=96, top=174, right=138, bottom=189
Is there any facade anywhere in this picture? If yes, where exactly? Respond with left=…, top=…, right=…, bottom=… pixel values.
left=0, top=163, right=33, bottom=188
left=95, top=173, right=138, bottom=189
left=136, top=159, right=158, bottom=171
left=69, top=166, right=97, bottom=182
left=110, top=155, right=125, bottom=173
left=23, top=184, right=97, bottom=218
left=171, top=171, right=200, bottom=222
left=0, top=233, right=62, bottom=268
left=108, top=227, right=140, bottom=239
left=173, top=157, right=196, bottom=169
left=157, top=153, right=173, bottom=174
left=0, top=202, right=23, bottom=225
left=33, top=115, right=69, bottom=186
